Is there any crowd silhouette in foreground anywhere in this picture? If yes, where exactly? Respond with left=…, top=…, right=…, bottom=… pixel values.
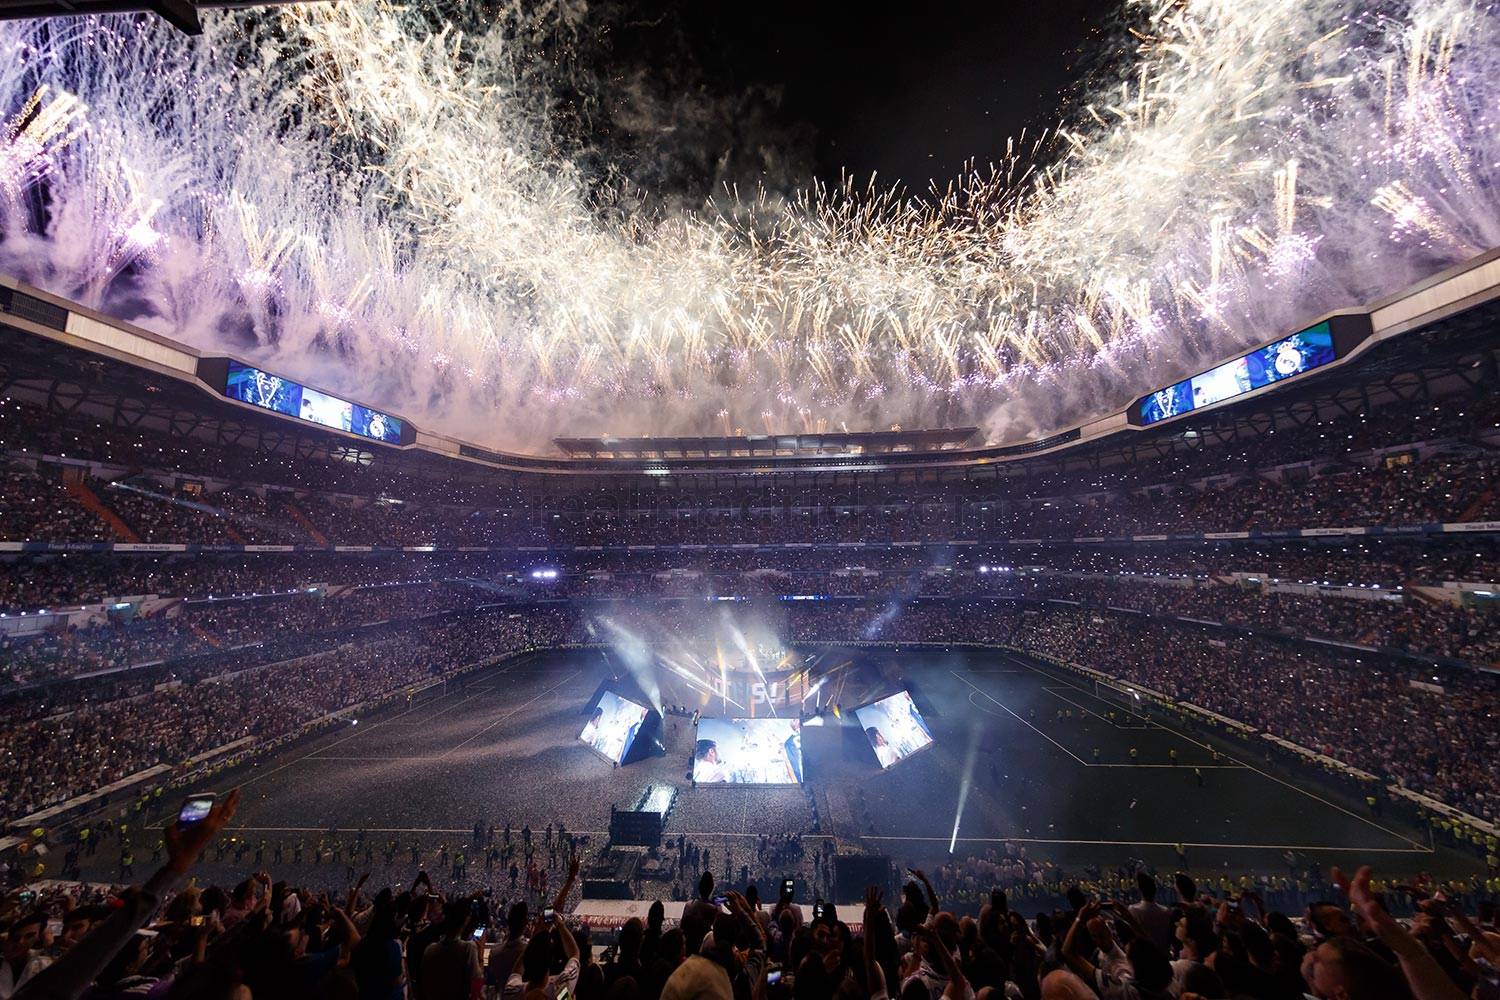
left=2, top=790, right=1498, bottom=1000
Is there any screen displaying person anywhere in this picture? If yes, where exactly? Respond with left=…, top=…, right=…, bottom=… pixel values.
left=695, top=739, right=731, bottom=783
left=866, top=726, right=900, bottom=768
left=855, top=691, right=935, bottom=768
left=578, top=693, right=649, bottom=764
left=692, top=719, right=802, bottom=784
left=580, top=706, right=604, bottom=748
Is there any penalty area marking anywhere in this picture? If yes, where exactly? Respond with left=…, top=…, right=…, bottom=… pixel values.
left=1040, top=687, right=1157, bottom=730
left=953, top=672, right=1089, bottom=765
left=1002, top=653, right=1428, bottom=851
left=442, top=670, right=581, bottom=758
left=238, top=682, right=481, bottom=789
left=965, top=692, right=1242, bottom=768
left=384, top=690, right=488, bottom=727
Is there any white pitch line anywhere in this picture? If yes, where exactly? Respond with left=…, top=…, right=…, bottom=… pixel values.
left=307, top=675, right=574, bottom=761
left=862, top=834, right=1433, bottom=853
left=384, top=691, right=486, bottom=726
left=1004, top=654, right=1428, bottom=851
left=236, top=683, right=480, bottom=789
left=965, top=692, right=1240, bottom=768
left=222, top=826, right=1424, bottom=854
left=443, top=670, right=580, bottom=757
left=953, top=671, right=1088, bottom=765
left=1090, top=764, right=1248, bottom=769
left=229, top=827, right=838, bottom=840
left=1040, top=687, right=1157, bottom=729
left=304, top=756, right=447, bottom=762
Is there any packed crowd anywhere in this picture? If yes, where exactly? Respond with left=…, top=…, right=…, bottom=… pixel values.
left=1, top=791, right=1496, bottom=1000
left=5, top=593, right=1498, bottom=829
left=5, top=454, right=1497, bottom=549
left=4, top=535, right=1497, bottom=620
left=0, top=583, right=490, bottom=691
left=1014, top=609, right=1500, bottom=823
left=0, top=553, right=471, bottom=615
left=1003, top=542, right=1500, bottom=590
left=0, top=610, right=568, bottom=825
left=977, top=575, right=1499, bottom=665
left=1, top=552, right=1494, bottom=697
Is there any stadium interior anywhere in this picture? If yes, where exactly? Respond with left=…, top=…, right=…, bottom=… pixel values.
left=0, top=4, right=1498, bottom=999
left=2, top=248, right=1498, bottom=998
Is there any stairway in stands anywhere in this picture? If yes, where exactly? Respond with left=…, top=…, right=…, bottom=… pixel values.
left=187, top=618, right=223, bottom=649
left=283, top=500, right=329, bottom=545
left=65, top=481, right=139, bottom=543
left=1456, top=487, right=1495, bottom=523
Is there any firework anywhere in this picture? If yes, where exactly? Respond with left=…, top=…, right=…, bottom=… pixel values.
left=0, top=0, right=1494, bottom=452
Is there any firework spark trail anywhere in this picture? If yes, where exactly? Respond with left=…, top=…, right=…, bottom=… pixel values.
left=0, top=0, right=1494, bottom=452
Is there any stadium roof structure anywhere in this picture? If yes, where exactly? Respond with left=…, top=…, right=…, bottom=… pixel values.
left=1, top=248, right=1498, bottom=491
left=554, top=429, right=978, bottom=459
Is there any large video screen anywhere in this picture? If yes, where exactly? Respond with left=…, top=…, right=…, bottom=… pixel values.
left=693, top=718, right=803, bottom=785
left=1139, top=321, right=1337, bottom=426
left=578, top=692, right=650, bottom=765
left=225, top=362, right=403, bottom=444
left=855, top=691, right=935, bottom=768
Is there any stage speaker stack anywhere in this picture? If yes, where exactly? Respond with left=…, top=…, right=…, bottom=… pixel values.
left=581, top=850, right=640, bottom=899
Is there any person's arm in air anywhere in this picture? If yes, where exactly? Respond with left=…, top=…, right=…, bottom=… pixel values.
left=1240, top=891, right=1266, bottom=926
left=1103, top=900, right=1149, bottom=944
left=554, top=912, right=580, bottom=963
left=863, top=887, right=888, bottom=999
left=911, top=869, right=940, bottom=915
left=913, top=925, right=968, bottom=1000
left=551, top=855, right=580, bottom=914
left=331, top=907, right=361, bottom=967
left=345, top=872, right=369, bottom=915
left=16, top=790, right=241, bottom=1000
left=1060, top=902, right=1101, bottom=985
left=725, top=891, right=768, bottom=1000
left=1334, top=866, right=1466, bottom=1000
left=727, top=891, right=767, bottom=951
left=1440, top=900, right=1500, bottom=966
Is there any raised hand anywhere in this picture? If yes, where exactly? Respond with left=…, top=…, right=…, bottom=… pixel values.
left=164, top=788, right=241, bottom=876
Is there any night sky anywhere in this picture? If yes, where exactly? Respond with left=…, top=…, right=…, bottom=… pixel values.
left=583, top=0, right=1113, bottom=202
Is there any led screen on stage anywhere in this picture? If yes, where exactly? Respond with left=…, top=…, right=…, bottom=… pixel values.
left=578, top=691, right=649, bottom=765
left=693, top=718, right=802, bottom=785
left=854, top=691, right=934, bottom=768
left=1138, top=321, right=1337, bottom=425
left=224, top=361, right=404, bottom=444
